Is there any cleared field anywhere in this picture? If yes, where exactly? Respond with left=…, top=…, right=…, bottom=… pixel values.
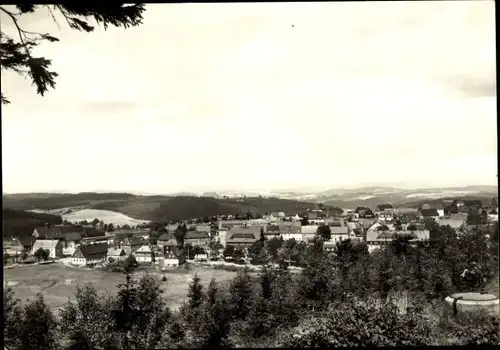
left=3, top=263, right=238, bottom=313
left=62, top=209, right=149, bottom=226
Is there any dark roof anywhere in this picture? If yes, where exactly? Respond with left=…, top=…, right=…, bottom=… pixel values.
left=81, top=227, right=106, bottom=238
left=358, top=209, right=375, bottom=218
left=34, top=226, right=104, bottom=239
left=354, top=207, right=370, bottom=214
left=227, top=227, right=261, bottom=242
left=420, top=208, right=439, bottom=217
left=231, top=233, right=255, bottom=239
left=158, top=233, right=178, bottom=246
left=376, top=204, right=394, bottom=210
left=266, top=225, right=280, bottom=233
left=185, top=231, right=210, bottom=240
left=377, top=231, right=417, bottom=240
left=16, top=236, right=36, bottom=247
left=77, top=243, right=108, bottom=259
left=464, top=200, right=482, bottom=207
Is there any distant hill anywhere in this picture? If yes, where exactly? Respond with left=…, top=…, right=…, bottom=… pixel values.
left=3, top=208, right=63, bottom=238
left=3, top=193, right=321, bottom=222
left=320, top=189, right=497, bottom=209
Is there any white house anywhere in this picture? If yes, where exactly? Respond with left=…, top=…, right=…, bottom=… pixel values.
left=107, top=247, right=127, bottom=262
left=134, top=245, right=154, bottom=263
left=163, top=251, right=180, bottom=268
left=32, top=239, right=63, bottom=259
left=194, top=253, right=208, bottom=261
left=301, top=225, right=318, bottom=242
left=330, top=226, right=351, bottom=243
left=365, top=230, right=430, bottom=253
left=72, top=243, right=108, bottom=267
left=280, top=223, right=303, bottom=241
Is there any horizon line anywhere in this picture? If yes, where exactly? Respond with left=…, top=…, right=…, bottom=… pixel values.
left=3, top=183, right=498, bottom=196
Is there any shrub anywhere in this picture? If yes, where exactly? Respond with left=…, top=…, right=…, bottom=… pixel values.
left=279, top=295, right=432, bottom=347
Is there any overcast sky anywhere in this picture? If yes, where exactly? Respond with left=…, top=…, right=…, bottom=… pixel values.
left=1, top=2, right=497, bottom=194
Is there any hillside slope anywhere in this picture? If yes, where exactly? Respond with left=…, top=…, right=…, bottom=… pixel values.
left=3, top=193, right=321, bottom=221
left=3, top=209, right=63, bottom=238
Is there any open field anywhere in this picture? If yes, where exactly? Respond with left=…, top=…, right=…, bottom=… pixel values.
left=3, top=263, right=239, bottom=313
left=61, top=209, right=149, bottom=226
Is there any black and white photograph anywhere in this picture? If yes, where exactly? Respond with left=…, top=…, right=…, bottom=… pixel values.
left=1, top=2, right=499, bottom=349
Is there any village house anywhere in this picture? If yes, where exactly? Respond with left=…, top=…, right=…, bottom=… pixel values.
left=134, top=245, right=154, bottom=263
left=367, top=222, right=396, bottom=232
left=120, top=237, right=145, bottom=255
left=184, top=231, right=210, bottom=247
left=325, top=217, right=344, bottom=227
left=218, top=220, right=246, bottom=230
left=9, top=236, right=36, bottom=255
left=107, top=247, right=127, bottom=262
left=162, top=250, right=184, bottom=268
left=374, top=204, right=394, bottom=214
left=32, top=239, right=63, bottom=259
left=330, top=225, right=351, bottom=242
left=365, top=229, right=429, bottom=253
left=463, top=200, right=483, bottom=210
left=377, top=211, right=394, bottom=222
left=32, top=226, right=63, bottom=239
left=80, top=236, right=110, bottom=247
left=357, top=208, right=376, bottom=219
left=157, top=233, right=178, bottom=251
left=61, top=232, right=82, bottom=256
left=281, top=222, right=303, bottom=241
left=418, top=208, right=440, bottom=221
left=195, top=224, right=212, bottom=237
left=194, top=252, right=208, bottom=261
left=113, top=231, right=148, bottom=244
left=438, top=217, right=467, bottom=230
left=264, top=224, right=281, bottom=239
left=307, top=212, right=325, bottom=225
left=301, top=225, right=318, bottom=243
left=113, top=228, right=150, bottom=240
left=323, top=241, right=337, bottom=252
left=72, top=243, right=108, bottom=267
left=225, top=227, right=261, bottom=248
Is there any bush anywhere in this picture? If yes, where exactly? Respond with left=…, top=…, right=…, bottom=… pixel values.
left=430, top=305, right=500, bottom=345
left=279, top=296, right=432, bottom=347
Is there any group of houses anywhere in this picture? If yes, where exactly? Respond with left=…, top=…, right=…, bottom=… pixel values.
left=4, top=225, right=185, bottom=269
left=4, top=197, right=497, bottom=267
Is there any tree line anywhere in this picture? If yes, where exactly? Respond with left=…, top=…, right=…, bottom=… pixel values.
left=4, top=223, right=499, bottom=349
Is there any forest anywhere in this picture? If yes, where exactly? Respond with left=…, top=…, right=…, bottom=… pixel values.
left=4, top=223, right=499, bottom=349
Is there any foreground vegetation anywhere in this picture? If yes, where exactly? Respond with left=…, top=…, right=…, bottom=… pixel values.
left=3, top=193, right=320, bottom=221
left=4, top=224, right=499, bottom=349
